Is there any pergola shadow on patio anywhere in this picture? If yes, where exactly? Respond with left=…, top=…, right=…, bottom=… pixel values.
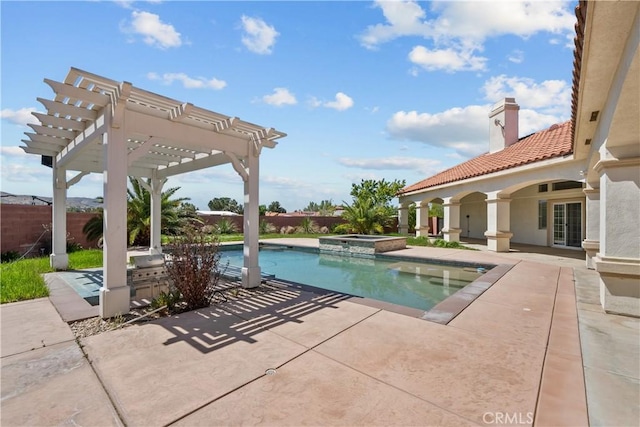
left=21, top=68, right=286, bottom=318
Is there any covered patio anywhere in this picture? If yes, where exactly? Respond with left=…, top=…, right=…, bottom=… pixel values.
left=20, top=68, right=286, bottom=318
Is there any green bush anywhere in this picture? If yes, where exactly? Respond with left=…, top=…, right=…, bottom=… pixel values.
left=259, top=220, right=276, bottom=234
left=215, top=218, right=238, bottom=234
left=1, top=251, right=21, bottom=263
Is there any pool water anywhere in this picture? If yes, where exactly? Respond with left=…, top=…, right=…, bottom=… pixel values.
left=220, top=247, right=486, bottom=311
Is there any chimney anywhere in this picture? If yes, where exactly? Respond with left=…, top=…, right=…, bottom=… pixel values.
left=489, top=98, right=519, bottom=153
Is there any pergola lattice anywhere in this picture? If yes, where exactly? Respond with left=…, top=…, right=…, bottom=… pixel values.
left=21, top=67, right=286, bottom=318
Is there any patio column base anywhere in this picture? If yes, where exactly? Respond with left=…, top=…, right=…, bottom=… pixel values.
left=242, top=266, right=262, bottom=289
left=582, top=239, right=599, bottom=269
left=50, top=253, right=69, bottom=270
left=398, top=225, right=409, bottom=235
left=99, top=286, right=131, bottom=319
left=442, top=228, right=461, bottom=242
left=416, top=226, right=429, bottom=237
left=484, top=231, right=513, bottom=252
left=595, top=255, right=640, bottom=317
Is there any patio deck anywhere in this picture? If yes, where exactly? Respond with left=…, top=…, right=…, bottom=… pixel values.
left=1, top=239, right=638, bottom=426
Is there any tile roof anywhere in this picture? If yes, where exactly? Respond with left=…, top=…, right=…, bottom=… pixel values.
left=400, top=121, right=573, bottom=195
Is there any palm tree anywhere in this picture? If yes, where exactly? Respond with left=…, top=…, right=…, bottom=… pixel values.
left=127, top=178, right=194, bottom=246
left=340, top=197, right=385, bottom=235
left=82, top=177, right=196, bottom=247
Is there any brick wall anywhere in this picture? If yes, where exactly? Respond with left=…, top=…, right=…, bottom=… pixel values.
left=0, top=205, right=99, bottom=255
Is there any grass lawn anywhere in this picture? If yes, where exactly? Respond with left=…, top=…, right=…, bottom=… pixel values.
left=0, top=250, right=103, bottom=304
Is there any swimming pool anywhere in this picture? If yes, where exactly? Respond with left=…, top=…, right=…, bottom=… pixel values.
left=219, top=246, right=490, bottom=311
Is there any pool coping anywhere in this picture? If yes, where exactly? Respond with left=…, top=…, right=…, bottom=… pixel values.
left=47, top=241, right=514, bottom=325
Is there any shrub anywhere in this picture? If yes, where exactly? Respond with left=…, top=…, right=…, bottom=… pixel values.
left=151, top=289, right=182, bottom=313
left=332, top=223, right=353, bottom=234
left=297, top=217, right=318, bottom=234
left=215, top=218, right=238, bottom=234
left=164, top=225, right=223, bottom=310
left=1, top=251, right=21, bottom=263
left=259, top=220, right=276, bottom=234
left=280, top=226, right=296, bottom=235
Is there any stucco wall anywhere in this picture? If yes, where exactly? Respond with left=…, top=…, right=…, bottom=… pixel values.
left=459, top=193, right=487, bottom=239
left=510, top=185, right=585, bottom=246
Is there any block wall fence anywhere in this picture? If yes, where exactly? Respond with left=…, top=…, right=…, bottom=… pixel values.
left=1, top=205, right=367, bottom=256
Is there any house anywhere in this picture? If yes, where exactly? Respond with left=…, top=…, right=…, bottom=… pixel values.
left=397, top=1, right=639, bottom=317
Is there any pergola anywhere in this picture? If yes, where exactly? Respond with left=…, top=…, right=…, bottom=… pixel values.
left=21, top=68, right=286, bottom=318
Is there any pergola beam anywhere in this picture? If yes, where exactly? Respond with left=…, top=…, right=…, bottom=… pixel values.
left=56, top=114, right=107, bottom=169
left=37, top=98, right=98, bottom=121
left=44, top=78, right=111, bottom=107
left=32, top=113, right=87, bottom=131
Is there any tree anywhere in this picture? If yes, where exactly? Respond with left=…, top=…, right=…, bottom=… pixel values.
left=207, top=197, right=243, bottom=214
left=341, top=197, right=385, bottom=235
left=341, top=179, right=406, bottom=234
left=304, top=199, right=336, bottom=216
left=83, top=179, right=195, bottom=247
left=267, top=201, right=286, bottom=213
left=128, top=178, right=194, bottom=246
left=259, top=205, right=267, bottom=216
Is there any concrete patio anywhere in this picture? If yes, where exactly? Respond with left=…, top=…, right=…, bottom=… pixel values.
left=1, top=239, right=638, bottom=426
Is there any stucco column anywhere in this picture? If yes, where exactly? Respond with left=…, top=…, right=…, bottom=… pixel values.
left=415, top=201, right=429, bottom=237
left=593, top=157, right=640, bottom=317
left=149, top=178, right=165, bottom=254
left=442, top=198, right=461, bottom=242
left=397, top=204, right=409, bottom=235
left=484, top=194, right=513, bottom=252
left=50, top=158, right=68, bottom=270
left=582, top=186, right=600, bottom=269
left=100, top=118, right=131, bottom=318
left=242, top=149, right=261, bottom=288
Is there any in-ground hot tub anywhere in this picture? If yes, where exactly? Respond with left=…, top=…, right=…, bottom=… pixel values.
left=319, top=235, right=407, bottom=257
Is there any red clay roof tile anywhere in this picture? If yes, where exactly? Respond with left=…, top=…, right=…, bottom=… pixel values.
left=400, top=121, right=573, bottom=194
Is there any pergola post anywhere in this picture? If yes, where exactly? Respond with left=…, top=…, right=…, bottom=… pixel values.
left=50, top=158, right=68, bottom=270
left=242, top=147, right=261, bottom=288
left=149, top=178, right=165, bottom=254
left=100, top=113, right=131, bottom=319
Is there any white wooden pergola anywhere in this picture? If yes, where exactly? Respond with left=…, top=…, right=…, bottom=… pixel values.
left=21, top=68, right=286, bottom=318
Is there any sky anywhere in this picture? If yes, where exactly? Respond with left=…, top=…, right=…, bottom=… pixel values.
left=1, top=0, right=578, bottom=212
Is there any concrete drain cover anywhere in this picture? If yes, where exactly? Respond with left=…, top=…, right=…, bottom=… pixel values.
left=265, top=368, right=277, bottom=375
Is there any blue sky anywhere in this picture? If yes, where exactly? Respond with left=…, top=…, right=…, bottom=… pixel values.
left=1, top=0, right=577, bottom=211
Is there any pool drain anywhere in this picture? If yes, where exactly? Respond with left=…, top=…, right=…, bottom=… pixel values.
left=265, top=368, right=277, bottom=375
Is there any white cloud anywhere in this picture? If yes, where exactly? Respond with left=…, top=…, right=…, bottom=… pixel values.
left=0, top=146, right=29, bottom=157
left=482, top=75, right=570, bottom=115
left=386, top=97, right=566, bottom=158
left=508, top=49, right=525, bottom=64
left=262, top=88, right=297, bottom=106
left=409, top=45, right=487, bottom=72
left=387, top=104, right=490, bottom=157
left=240, top=16, right=279, bottom=55
left=147, top=72, right=226, bottom=90
left=0, top=162, right=48, bottom=183
left=338, top=156, right=442, bottom=176
left=1, top=108, right=39, bottom=126
left=127, top=11, right=182, bottom=49
left=359, top=0, right=575, bottom=73
left=323, top=92, right=354, bottom=111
